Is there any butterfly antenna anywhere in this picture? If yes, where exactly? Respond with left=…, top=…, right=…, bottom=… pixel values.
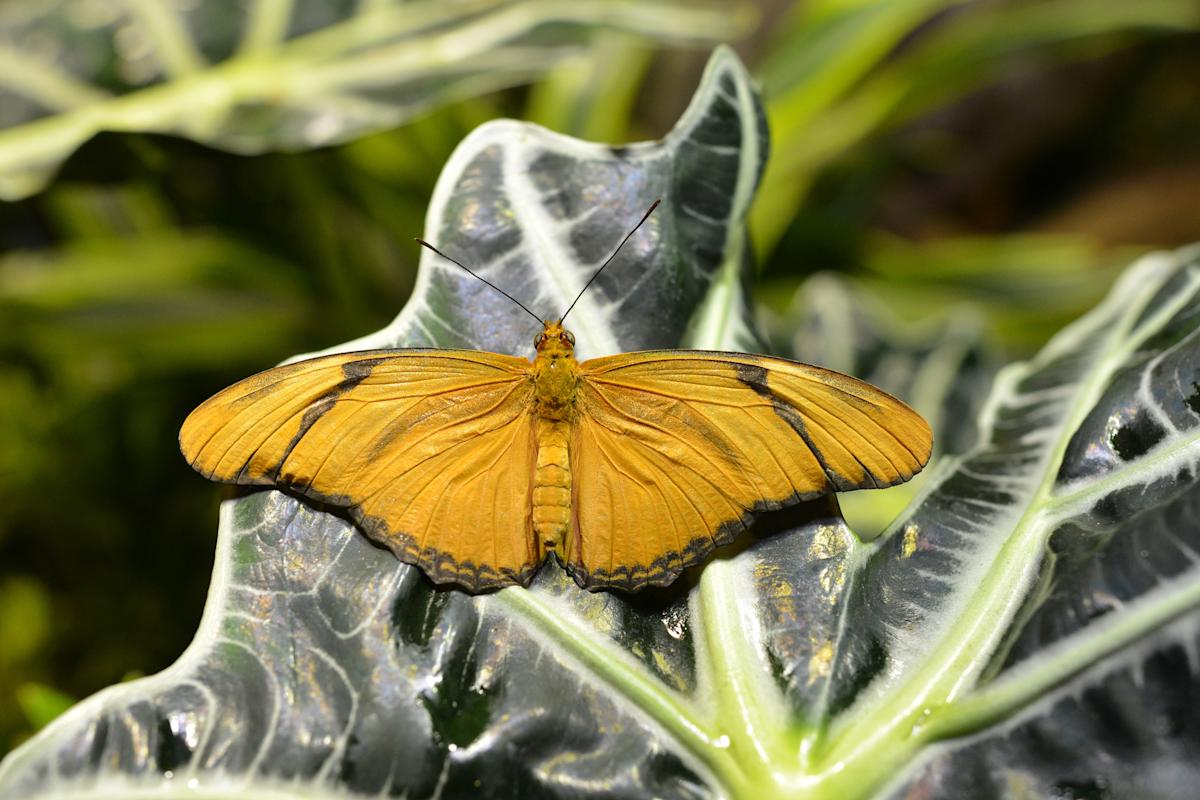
left=416, top=238, right=543, bottom=325
left=560, top=198, right=661, bottom=324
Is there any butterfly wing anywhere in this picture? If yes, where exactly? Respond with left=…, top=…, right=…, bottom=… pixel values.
left=568, top=350, right=932, bottom=591
left=180, top=349, right=540, bottom=590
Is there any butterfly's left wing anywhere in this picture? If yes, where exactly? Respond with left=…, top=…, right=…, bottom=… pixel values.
left=180, top=349, right=541, bottom=591
left=568, top=350, right=932, bottom=591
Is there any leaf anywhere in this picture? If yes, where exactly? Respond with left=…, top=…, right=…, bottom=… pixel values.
left=0, top=46, right=771, bottom=799
left=818, top=245, right=1200, bottom=798
left=0, top=0, right=749, bottom=200
left=0, top=231, right=312, bottom=387
left=760, top=273, right=997, bottom=536
left=858, top=233, right=1140, bottom=353
left=15, top=685, right=74, bottom=733
left=5, top=45, right=1200, bottom=800
left=523, top=32, right=654, bottom=144
left=752, top=0, right=1200, bottom=253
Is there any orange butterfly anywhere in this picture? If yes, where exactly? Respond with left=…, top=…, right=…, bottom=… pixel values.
left=180, top=202, right=932, bottom=592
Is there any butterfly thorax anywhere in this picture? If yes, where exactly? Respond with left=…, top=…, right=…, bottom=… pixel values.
left=532, top=321, right=579, bottom=422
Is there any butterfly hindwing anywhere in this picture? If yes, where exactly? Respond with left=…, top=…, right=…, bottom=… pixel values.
left=180, top=350, right=540, bottom=590
left=568, top=350, right=933, bottom=591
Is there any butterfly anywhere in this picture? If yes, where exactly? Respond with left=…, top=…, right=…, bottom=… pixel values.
left=180, top=201, right=932, bottom=592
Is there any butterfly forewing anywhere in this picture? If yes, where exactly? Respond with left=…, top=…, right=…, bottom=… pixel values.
left=180, top=350, right=541, bottom=590
left=568, top=351, right=933, bottom=591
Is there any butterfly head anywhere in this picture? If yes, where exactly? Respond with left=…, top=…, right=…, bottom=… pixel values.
left=535, top=320, right=576, bottom=359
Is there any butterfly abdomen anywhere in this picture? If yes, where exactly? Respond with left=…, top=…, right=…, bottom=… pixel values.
left=533, top=418, right=572, bottom=557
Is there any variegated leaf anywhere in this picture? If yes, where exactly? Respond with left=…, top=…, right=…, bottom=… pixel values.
left=4, top=43, right=1200, bottom=800
left=0, top=0, right=747, bottom=199
left=0, top=47, right=775, bottom=800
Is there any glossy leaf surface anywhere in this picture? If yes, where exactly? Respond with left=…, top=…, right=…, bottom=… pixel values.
left=0, top=47, right=770, bottom=799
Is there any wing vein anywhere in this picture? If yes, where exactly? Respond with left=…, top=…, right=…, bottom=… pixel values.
left=583, top=384, right=751, bottom=490
left=356, top=380, right=531, bottom=496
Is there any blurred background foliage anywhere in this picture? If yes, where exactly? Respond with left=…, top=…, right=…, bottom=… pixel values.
left=1, top=0, right=1199, bottom=756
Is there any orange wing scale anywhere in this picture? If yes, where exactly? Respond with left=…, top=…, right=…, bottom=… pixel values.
left=180, top=349, right=540, bottom=589
left=568, top=351, right=931, bottom=590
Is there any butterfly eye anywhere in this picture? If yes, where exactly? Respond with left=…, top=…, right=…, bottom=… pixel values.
left=565, top=331, right=575, bottom=346
left=535, top=334, right=546, bottom=347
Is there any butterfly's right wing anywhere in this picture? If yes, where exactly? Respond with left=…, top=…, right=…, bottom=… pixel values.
left=569, top=350, right=932, bottom=591
left=180, top=349, right=540, bottom=590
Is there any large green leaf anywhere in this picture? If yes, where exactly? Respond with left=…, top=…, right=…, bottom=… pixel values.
left=0, top=46, right=768, bottom=798
left=872, top=245, right=1200, bottom=797
left=0, top=0, right=747, bottom=200
left=4, top=46, right=1200, bottom=800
